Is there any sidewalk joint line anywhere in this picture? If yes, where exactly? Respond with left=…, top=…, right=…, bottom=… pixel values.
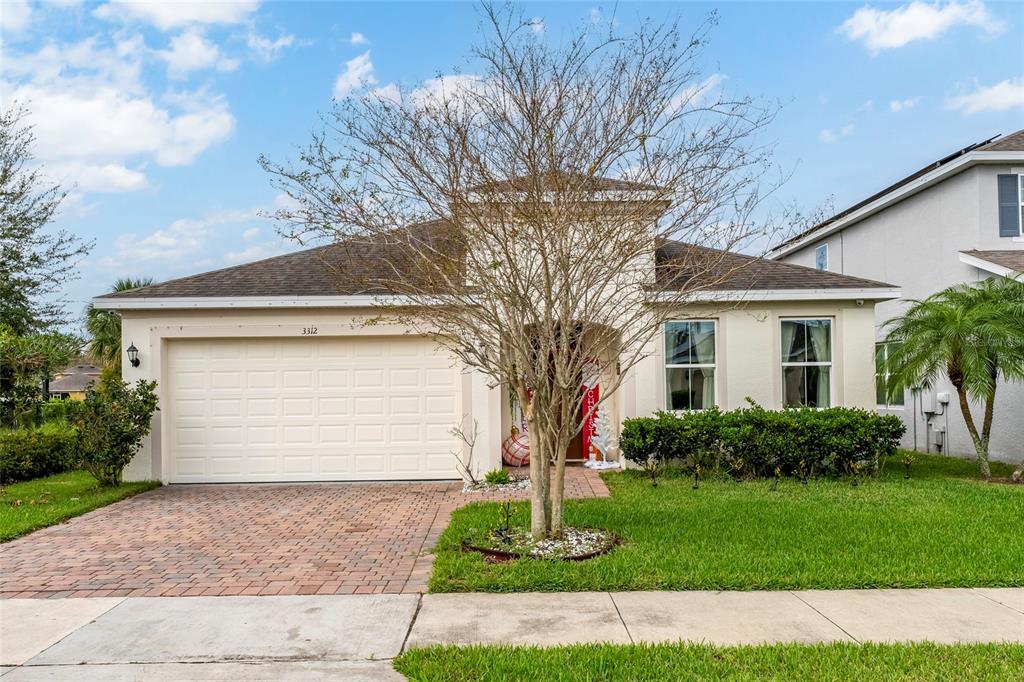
left=789, top=591, right=860, bottom=643
left=971, top=588, right=1024, bottom=616
left=607, top=592, right=634, bottom=644
left=400, top=593, right=424, bottom=654
left=17, top=597, right=128, bottom=667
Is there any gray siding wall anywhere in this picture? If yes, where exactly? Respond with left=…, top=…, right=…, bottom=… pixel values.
left=782, top=164, right=1024, bottom=463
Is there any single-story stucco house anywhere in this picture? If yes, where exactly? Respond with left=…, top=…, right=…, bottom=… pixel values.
left=94, top=210, right=899, bottom=485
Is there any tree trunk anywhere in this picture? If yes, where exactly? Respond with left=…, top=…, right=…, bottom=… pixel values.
left=954, top=384, right=991, bottom=480
left=522, top=387, right=550, bottom=540
left=550, top=432, right=568, bottom=537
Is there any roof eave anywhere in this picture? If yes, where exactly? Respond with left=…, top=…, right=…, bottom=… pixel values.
left=958, top=252, right=1022, bottom=278
left=91, top=294, right=426, bottom=310
left=769, top=150, right=1024, bottom=259
left=649, top=286, right=902, bottom=302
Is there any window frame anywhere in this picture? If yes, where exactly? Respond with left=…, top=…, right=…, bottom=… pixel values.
left=814, top=243, right=828, bottom=271
left=874, top=342, right=905, bottom=409
left=780, top=317, right=834, bottom=409
left=664, top=319, right=718, bottom=412
left=998, top=173, right=1024, bottom=238
left=1019, top=175, right=1024, bottom=237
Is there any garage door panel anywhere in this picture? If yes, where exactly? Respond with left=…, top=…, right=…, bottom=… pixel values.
left=168, top=336, right=462, bottom=482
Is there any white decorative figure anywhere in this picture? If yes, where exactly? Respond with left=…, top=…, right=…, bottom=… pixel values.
left=586, top=404, right=620, bottom=469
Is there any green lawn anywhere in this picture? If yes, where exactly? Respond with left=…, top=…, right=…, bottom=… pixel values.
left=0, top=471, right=160, bottom=542
left=430, top=453, right=1023, bottom=592
left=393, top=642, right=1024, bottom=681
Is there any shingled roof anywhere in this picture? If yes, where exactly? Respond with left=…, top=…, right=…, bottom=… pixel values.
left=99, top=223, right=894, bottom=302
left=654, top=241, right=894, bottom=292
left=961, top=250, right=1024, bottom=275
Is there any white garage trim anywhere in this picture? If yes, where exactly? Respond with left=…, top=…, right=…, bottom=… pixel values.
left=164, top=336, right=463, bottom=483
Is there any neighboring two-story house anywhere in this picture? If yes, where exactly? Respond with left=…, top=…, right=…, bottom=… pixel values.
left=770, top=130, right=1024, bottom=462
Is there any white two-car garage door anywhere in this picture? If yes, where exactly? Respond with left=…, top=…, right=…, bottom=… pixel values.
left=167, top=337, right=462, bottom=483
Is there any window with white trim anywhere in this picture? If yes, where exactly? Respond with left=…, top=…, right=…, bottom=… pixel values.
left=781, top=319, right=831, bottom=408
left=875, top=342, right=904, bottom=408
left=997, top=173, right=1023, bottom=238
left=665, top=320, right=716, bottom=410
left=815, top=244, right=828, bottom=271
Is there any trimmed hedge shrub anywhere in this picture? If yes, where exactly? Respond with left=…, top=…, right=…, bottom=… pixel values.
left=41, top=397, right=85, bottom=425
left=0, top=424, right=78, bottom=483
left=620, top=406, right=905, bottom=480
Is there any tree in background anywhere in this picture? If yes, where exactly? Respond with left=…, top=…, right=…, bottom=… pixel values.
left=884, top=277, right=1024, bottom=479
left=0, top=323, right=82, bottom=427
left=0, top=105, right=92, bottom=335
left=0, top=105, right=91, bottom=425
left=262, top=4, right=783, bottom=538
left=86, top=278, right=154, bottom=378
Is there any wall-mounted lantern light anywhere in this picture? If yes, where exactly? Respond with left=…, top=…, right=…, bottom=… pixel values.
left=126, top=343, right=141, bottom=368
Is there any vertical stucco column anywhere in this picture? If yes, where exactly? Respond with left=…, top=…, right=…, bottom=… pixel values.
left=119, top=314, right=160, bottom=482
left=841, top=304, right=876, bottom=409
left=467, top=366, right=503, bottom=478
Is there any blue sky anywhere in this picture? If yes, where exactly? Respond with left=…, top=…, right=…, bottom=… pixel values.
left=1, top=1, right=1022, bottom=320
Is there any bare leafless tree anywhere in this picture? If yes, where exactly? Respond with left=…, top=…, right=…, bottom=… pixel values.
left=450, top=418, right=482, bottom=485
left=261, top=4, right=785, bottom=539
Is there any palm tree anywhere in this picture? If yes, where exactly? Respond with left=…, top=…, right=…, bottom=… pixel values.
left=883, top=277, right=1024, bottom=479
left=85, top=278, right=153, bottom=374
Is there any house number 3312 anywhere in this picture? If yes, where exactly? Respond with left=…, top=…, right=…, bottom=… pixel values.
left=302, top=326, right=318, bottom=335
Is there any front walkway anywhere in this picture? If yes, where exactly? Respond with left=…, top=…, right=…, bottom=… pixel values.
left=0, top=467, right=608, bottom=599
left=2, top=589, right=1021, bottom=679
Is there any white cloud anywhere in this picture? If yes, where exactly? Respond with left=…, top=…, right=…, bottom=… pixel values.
left=2, top=36, right=235, bottom=192
left=158, top=29, right=239, bottom=79
left=667, top=73, right=725, bottom=113
left=368, top=74, right=487, bottom=113
left=333, top=50, right=376, bottom=98
left=350, top=31, right=368, bottom=45
left=0, top=0, right=32, bottom=33
left=889, top=96, right=920, bottom=112
left=247, top=31, right=294, bottom=63
left=94, top=0, right=260, bottom=30
left=105, top=208, right=257, bottom=265
left=819, top=124, right=855, bottom=144
left=946, top=77, right=1024, bottom=114
left=858, top=99, right=874, bottom=112
left=368, top=82, right=401, bottom=104
left=242, top=227, right=260, bottom=241
left=412, top=74, right=480, bottom=104
left=839, top=1, right=1003, bottom=53
left=529, top=18, right=544, bottom=35
left=224, top=242, right=285, bottom=263
left=45, top=160, right=148, bottom=192
left=589, top=8, right=603, bottom=24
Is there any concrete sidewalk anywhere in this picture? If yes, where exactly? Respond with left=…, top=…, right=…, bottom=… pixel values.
left=2, top=589, right=1021, bottom=680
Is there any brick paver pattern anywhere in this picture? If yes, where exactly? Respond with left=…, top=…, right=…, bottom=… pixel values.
left=0, top=467, right=608, bottom=599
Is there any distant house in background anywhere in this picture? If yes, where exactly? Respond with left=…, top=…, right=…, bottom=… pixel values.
left=770, top=129, right=1024, bottom=462
left=48, top=363, right=101, bottom=400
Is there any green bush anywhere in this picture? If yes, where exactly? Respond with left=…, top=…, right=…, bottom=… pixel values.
left=73, top=380, right=159, bottom=486
left=484, top=469, right=511, bottom=485
left=0, top=424, right=78, bottom=483
left=621, top=406, right=905, bottom=480
left=41, top=397, right=85, bottom=425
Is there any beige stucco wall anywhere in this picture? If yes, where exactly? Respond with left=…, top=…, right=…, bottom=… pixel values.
left=118, top=297, right=880, bottom=482
left=625, top=299, right=878, bottom=419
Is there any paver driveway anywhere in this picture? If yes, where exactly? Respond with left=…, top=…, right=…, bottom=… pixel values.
left=0, top=468, right=607, bottom=599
